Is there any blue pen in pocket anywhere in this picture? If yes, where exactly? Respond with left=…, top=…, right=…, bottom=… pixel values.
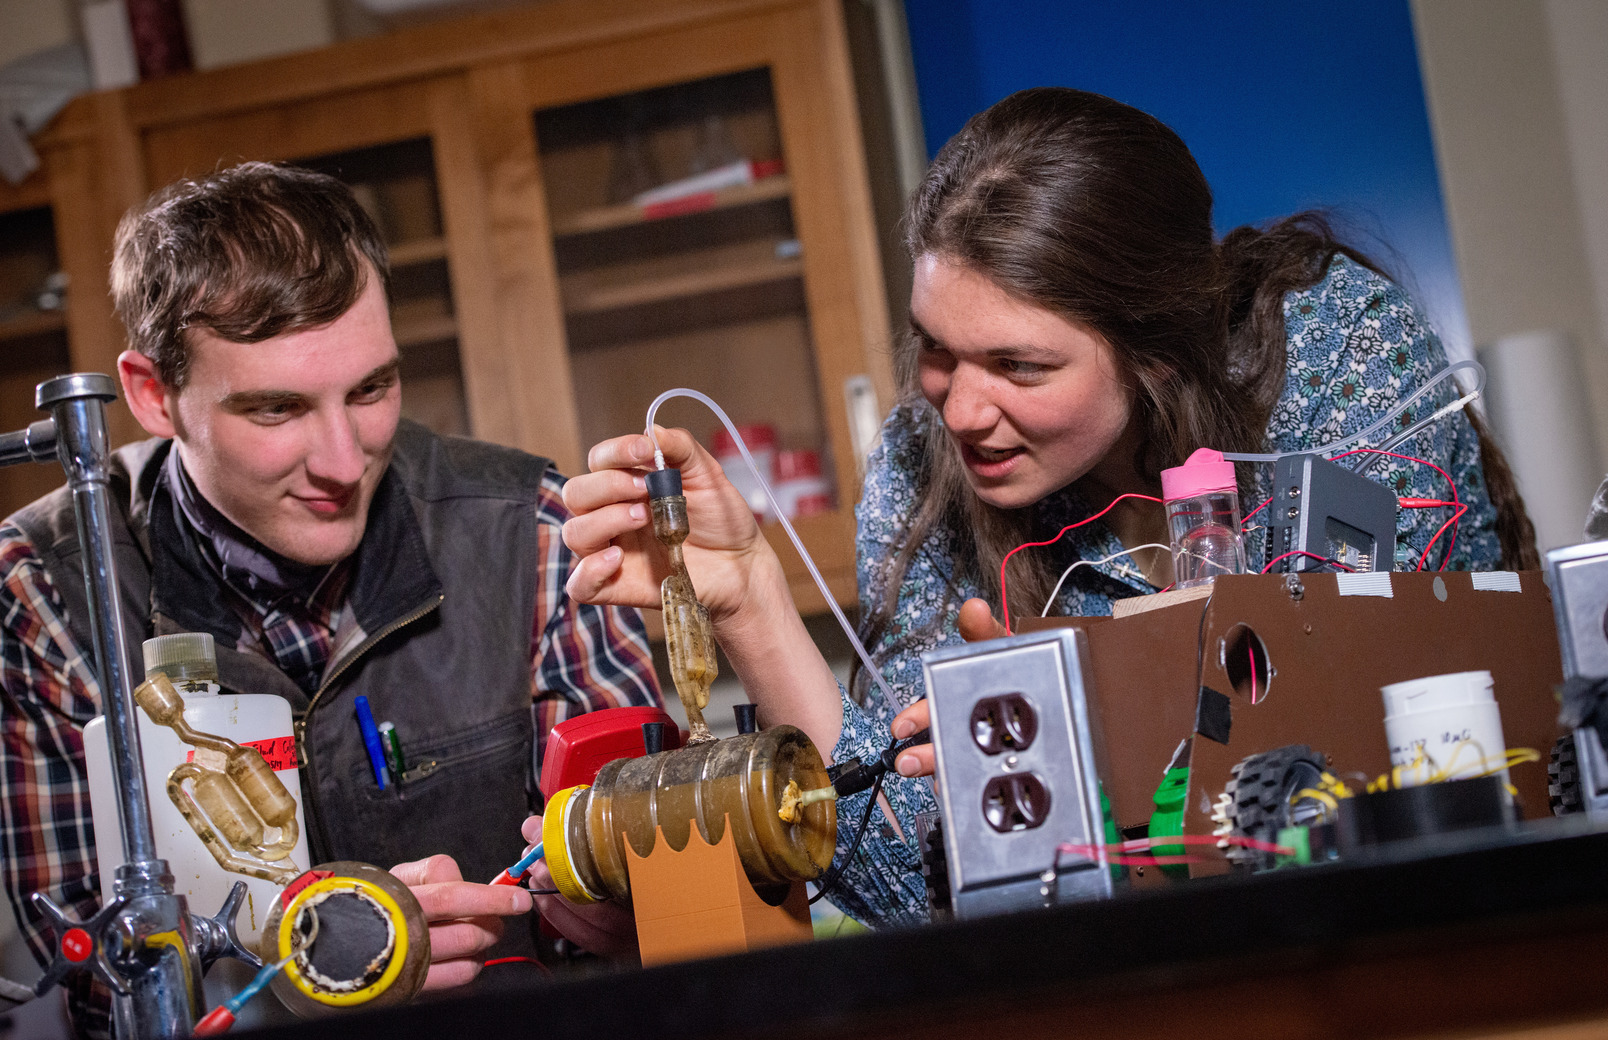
left=354, top=695, right=391, bottom=790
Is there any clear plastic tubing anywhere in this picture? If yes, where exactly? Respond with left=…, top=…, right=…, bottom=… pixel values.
left=644, top=388, right=901, bottom=718
left=1160, top=448, right=1247, bottom=588
left=1220, top=359, right=1485, bottom=464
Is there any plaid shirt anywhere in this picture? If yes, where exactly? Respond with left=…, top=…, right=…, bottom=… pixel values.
left=0, top=465, right=659, bottom=1029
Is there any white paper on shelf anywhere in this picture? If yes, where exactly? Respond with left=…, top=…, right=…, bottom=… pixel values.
left=634, top=160, right=757, bottom=207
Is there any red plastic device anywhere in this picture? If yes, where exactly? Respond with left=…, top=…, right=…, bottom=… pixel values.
left=538, top=705, right=681, bottom=800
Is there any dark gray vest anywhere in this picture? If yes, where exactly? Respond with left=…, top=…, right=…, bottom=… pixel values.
left=14, top=420, right=547, bottom=886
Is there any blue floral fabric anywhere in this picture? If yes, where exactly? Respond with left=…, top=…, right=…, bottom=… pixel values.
left=824, top=256, right=1503, bottom=926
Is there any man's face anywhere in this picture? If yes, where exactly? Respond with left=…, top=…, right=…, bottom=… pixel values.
left=165, top=274, right=402, bottom=566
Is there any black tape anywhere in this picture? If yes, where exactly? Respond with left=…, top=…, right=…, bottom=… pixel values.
left=645, top=467, right=683, bottom=499
left=1195, top=685, right=1233, bottom=745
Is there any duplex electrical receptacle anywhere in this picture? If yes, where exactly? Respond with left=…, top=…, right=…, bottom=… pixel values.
left=970, top=694, right=1038, bottom=755
left=981, top=773, right=1051, bottom=832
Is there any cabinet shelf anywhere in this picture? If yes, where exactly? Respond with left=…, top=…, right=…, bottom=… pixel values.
left=394, top=313, right=458, bottom=347
left=561, top=236, right=801, bottom=316
left=388, top=236, right=449, bottom=268
left=551, top=175, right=791, bottom=237
left=0, top=309, right=67, bottom=343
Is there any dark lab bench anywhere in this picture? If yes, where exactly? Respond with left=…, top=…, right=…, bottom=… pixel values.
left=249, top=820, right=1608, bottom=1040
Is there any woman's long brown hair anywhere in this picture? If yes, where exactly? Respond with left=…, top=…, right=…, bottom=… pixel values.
left=857, top=88, right=1536, bottom=677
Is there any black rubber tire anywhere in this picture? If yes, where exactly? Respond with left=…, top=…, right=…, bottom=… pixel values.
left=1549, top=733, right=1584, bottom=816
left=921, top=819, right=952, bottom=919
left=1220, top=744, right=1327, bottom=869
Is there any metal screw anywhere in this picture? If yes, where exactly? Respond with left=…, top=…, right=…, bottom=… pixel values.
left=1284, top=573, right=1305, bottom=601
left=1004, top=754, right=1019, bottom=769
left=1286, top=507, right=1300, bottom=519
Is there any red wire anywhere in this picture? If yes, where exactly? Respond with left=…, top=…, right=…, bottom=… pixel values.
left=1249, top=639, right=1258, bottom=705
left=1331, top=448, right=1461, bottom=569
left=1055, top=833, right=1296, bottom=867
left=998, top=493, right=1164, bottom=633
left=1261, top=550, right=1355, bottom=574
left=1417, top=503, right=1469, bottom=571
left=485, top=956, right=553, bottom=976
left=1242, top=495, right=1273, bottom=528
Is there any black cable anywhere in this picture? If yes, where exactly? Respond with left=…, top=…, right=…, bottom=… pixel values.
left=809, top=767, right=886, bottom=906
left=807, top=724, right=932, bottom=905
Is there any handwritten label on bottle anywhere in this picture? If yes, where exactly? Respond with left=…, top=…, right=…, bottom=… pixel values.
left=187, top=736, right=297, bottom=771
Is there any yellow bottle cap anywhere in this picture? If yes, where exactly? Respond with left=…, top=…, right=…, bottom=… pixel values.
left=543, top=785, right=599, bottom=905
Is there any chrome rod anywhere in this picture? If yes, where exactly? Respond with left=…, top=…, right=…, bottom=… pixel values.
left=32, top=375, right=200, bottom=1037
left=0, top=418, right=56, bottom=468
left=37, top=376, right=158, bottom=866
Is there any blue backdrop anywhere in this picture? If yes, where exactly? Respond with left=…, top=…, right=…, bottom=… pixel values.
left=902, top=0, right=1470, bottom=356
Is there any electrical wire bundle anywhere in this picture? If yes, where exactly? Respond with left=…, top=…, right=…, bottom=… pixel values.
left=1003, top=361, right=1486, bottom=630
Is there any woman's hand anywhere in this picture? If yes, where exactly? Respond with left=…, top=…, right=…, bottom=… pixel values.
left=890, top=598, right=1006, bottom=778
left=389, top=854, right=532, bottom=991
left=520, top=816, right=639, bottom=962
left=561, top=427, right=773, bottom=623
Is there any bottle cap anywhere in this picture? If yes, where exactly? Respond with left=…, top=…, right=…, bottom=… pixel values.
left=143, top=632, right=219, bottom=682
left=1160, top=448, right=1238, bottom=502
left=645, top=467, right=683, bottom=499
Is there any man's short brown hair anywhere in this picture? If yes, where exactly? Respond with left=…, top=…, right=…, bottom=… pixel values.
left=111, top=161, right=390, bottom=388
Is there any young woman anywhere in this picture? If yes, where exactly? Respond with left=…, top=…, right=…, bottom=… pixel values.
left=559, top=88, right=1535, bottom=925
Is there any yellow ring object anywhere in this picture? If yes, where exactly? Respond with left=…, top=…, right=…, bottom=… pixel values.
left=277, top=874, right=410, bottom=1007
left=543, top=785, right=599, bottom=905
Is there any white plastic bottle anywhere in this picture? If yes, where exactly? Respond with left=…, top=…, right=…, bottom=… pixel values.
left=83, top=632, right=309, bottom=939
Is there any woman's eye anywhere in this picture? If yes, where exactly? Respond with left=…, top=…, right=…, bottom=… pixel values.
left=998, top=358, right=1046, bottom=377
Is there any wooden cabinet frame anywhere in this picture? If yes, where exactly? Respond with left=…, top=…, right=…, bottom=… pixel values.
left=32, top=0, right=895, bottom=611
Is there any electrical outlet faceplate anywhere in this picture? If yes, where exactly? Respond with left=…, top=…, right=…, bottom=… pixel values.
left=924, top=628, right=1112, bottom=919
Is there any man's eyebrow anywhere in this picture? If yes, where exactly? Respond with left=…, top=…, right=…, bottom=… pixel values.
left=354, top=359, right=401, bottom=388
left=218, top=359, right=400, bottom=411
left=219, top=388, right=306, bottom=411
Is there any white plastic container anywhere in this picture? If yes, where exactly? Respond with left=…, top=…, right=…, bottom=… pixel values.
left=1380, top=670, right=1509, bottom=787
left=83, top=634, right=308, bottom=937
left=711, top=423, right=778, bottom=523
left=773, top=449, right=833, bottom=520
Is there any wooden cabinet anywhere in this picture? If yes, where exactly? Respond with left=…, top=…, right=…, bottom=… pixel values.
left=26, top=0, right=896, bottom=612
left=0, top=182, right=71, bottom=515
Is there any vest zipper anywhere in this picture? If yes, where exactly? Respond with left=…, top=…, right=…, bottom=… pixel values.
left=295, top=594, right=444, bottom=858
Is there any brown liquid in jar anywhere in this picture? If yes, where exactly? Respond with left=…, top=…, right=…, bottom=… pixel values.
left=563, top=726, right=836, bottom=905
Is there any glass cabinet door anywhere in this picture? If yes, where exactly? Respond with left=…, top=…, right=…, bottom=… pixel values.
left=296, top=138, right=469, bottom=439
left=535, top=67, right=838, bottom=528
left=0, top=204, right=71, bottom=516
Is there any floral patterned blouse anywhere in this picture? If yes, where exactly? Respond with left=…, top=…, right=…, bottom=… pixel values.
left=824, top=256, right=1503, bottom=926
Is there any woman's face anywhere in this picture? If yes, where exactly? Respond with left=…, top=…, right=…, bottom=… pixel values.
left=912, top=253, right=1136, bottom=510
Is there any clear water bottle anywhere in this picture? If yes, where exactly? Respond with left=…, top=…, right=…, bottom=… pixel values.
left=1160, top=448, right=1247, bottom=588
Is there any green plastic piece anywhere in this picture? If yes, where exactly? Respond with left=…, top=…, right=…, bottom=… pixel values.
left=1099, top=785, right=1124, bottom=883
left=1274, top=825, right=1311, bottom=867
left=1147, top=765, right=1191, bottom=879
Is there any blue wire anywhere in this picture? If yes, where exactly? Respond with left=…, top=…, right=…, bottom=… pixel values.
left=504, top=842, right=544, bottom=880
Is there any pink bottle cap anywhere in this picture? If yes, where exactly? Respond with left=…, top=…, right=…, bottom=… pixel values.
left=1160, top=448, right=1238, bottom=501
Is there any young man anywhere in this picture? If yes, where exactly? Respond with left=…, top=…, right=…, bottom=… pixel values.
left=0, top=162, right=660, bottom=1027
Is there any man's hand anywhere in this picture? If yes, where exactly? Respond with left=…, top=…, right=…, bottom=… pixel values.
left=520, top=816, right=639, bottom=963
left=890, top=598, right=1006, bottom=778
left=389, top=854, right=532, bottom=991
